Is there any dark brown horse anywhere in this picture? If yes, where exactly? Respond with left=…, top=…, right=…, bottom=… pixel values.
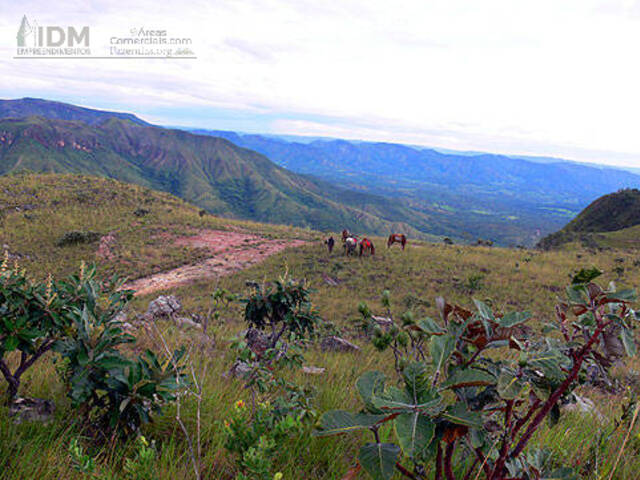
left=359, top=238, right=375, bottom=256
left=387, top=233, right=407, bottom=250
left=324, top=236, right=335, bottom=253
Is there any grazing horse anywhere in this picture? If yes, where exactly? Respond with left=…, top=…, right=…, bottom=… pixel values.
left=324, top=236, right=335, bottom=253
left=387, top=233, right=407, bottom=250
left=344, top=237, right=358, bottom=256
left=359, top=238, right=375, bottom=257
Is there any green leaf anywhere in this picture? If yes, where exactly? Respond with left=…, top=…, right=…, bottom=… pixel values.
left=402, top=362, right=430, bottom=399
left=442, top=402, right=482, bottom=428
left=497, top=371, right=525, bottom=400
left=314, top=410, right=387, bottom=437
left=430, top=334, right=455, bottom=375
left=621, top=327, right=637, bottom=357
left=357, top=371, right=386, bottom=413
left=441, top=369, right=495, bottom=390
left=567, top=284, right=590, bottom=305
left=607, top=289, right=637, bottom=303
left=498, top=311, right=531, bottom=328
left=358, top=443, right=400, bottom=480
left=395, top=412, right=435, bottom=459
left=571, top=267, right=602, bottom=285
left=4, top=336, right=18, bottom=352
left=415, top=317, right=444, bottom=335
left=473, top=299, right=494, bottom=321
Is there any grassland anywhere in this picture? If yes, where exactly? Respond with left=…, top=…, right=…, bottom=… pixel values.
left=1, top=174, right=640, bottom=479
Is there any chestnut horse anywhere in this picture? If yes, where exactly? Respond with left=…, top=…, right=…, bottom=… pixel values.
left=359, top=238, right=375, bottom=257
left=387, top=233, right=407, bottom=250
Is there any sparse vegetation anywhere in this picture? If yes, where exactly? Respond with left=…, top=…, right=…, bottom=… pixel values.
left=1, top=174, right=640, bottom=479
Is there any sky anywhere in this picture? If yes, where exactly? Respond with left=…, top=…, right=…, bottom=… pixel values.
left=1, top=0, right=640, bottom=167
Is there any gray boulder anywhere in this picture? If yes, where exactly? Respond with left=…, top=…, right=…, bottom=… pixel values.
left=9, top=397, right=55, bottom=424
left=321, top=336, right=360, bottom=353
left=146, top=295, right=181, bottom=319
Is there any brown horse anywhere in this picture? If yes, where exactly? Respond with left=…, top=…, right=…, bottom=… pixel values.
left=359, top=238, right=375, bottom=257
left=387, top=233, right=407, bottom=250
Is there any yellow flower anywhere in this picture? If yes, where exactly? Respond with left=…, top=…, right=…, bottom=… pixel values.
left=273, top=473, right=283, bottom=480
left=235, top=399, right=246, bottom=410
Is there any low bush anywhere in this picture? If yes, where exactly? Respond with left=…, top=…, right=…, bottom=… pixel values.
left=56, top=230, right=101, bottom=247
left=315, top=268, right=638, bottom=480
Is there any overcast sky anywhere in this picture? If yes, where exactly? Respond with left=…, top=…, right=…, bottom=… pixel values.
left=1, top=0, right=640, bottom=167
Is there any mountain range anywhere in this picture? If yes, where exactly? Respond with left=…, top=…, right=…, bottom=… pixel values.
left=0, top=107, right=432, bottom=238
left=2, top=97, right=640, bottom=246
left=192, top=129, right=640, bottom=246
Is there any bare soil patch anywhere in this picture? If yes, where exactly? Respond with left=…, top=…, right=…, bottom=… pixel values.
left=125, top=230, right=306, bottom=296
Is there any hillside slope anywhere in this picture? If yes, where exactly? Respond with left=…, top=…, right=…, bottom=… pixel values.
left=0, top=172, right=320, bottom=280
left=538, top=188, right=640, bottom=249
left=0, top=115, right=434, bottom=239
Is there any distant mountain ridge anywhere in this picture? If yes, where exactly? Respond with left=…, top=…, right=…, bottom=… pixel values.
left=0, top=98, right=150, bottom=126
left=190, top=129, right=640, bottom=245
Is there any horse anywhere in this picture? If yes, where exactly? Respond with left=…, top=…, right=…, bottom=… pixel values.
left=359, top=238, right=375, bottom=257
left=387, top=233, right=407, bottom=250
left=324, top=236, right=335, bottom=253
left=344, top=237, right=358, bottom=256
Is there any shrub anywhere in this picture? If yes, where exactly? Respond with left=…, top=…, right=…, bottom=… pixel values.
left=315, top=268, right=637, bottom=480
left=133, top=208, right=150, bottom=217
left=224, top=275, right=320, bottom=479
left=56, top=230, right=100, bottom=247
left=54, top=264, right=186, bottom=438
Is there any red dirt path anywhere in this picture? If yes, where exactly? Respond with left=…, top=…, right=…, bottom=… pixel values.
left=125, top=230, right=306, bottom=296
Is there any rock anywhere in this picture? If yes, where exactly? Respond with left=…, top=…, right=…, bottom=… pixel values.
left=563, top=395, right=604, bottom=422
left=321, top=336, right=360, bottom=353
left=371, top=316, right=393, bottom=328
left=175, top=316, right=202, bottom=329
left=302, top=366, right=326, bottom=375
left=226, top=360, right=254, bottom=379
left=9, top=397, right=55, bottom=424
left=146, top=295, right=181, bottom=319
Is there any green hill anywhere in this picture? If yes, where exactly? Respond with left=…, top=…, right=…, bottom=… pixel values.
left=538, top=188, right=640, bottom=249
left=0, top=115, right=436, bottom=240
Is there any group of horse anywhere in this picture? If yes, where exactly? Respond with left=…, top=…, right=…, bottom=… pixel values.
left=324, top=230, right=407, bottom=257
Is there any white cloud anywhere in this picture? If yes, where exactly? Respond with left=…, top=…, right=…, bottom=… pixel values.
left=1, top=0, right=640, bottom=166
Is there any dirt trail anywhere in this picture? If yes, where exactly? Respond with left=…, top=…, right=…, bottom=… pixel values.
left=125, top=230, right=307, bottom=296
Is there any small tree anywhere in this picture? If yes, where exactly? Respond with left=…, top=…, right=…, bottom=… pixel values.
left=0, top=255, right=69, bottom=402
left=315, top=268, right=637, bottom=480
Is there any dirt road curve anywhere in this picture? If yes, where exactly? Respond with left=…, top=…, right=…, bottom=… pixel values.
left=125, top=230, right=307, bottom=296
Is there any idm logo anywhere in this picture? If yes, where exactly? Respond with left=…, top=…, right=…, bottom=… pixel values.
left=17, top=15, right=89, bottom=48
